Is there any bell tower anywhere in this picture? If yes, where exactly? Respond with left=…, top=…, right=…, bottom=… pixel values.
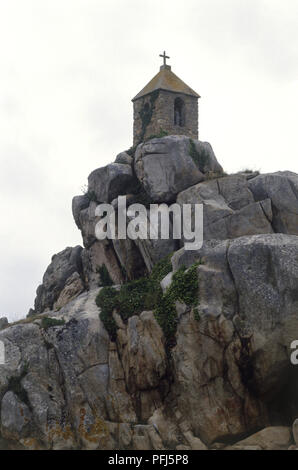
left=132, top=52, right=200, bottom=145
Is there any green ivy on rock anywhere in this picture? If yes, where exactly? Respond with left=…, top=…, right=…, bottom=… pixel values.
left=154, top=263, right=199, bottom=346
left=96, top=254, right=200, bottom=348
left=138, top=90, right=160, bottom=143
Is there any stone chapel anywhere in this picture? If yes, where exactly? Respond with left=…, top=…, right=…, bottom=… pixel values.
left=132, top=52, right=200, bottom=145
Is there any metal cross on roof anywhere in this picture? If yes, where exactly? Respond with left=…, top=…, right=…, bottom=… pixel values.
left=159, top=51, right=170, bottom=66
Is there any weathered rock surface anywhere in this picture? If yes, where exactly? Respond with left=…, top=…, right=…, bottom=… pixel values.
left=177, top=175, right=274, bottom=242
left=1, top=392, right=33, bottom=442
left=127, top=211, right=178, bottom=272
left=168, top=235, right=298, bottom=444
left=0, top=291, right=164, bottom=449
left=112, top=236, right=147, bottom=280
left=81, top=241, right=125, bottom=288
left=190, top=140, right=224, bottom=175
left=115, top=151, right=133, bottom=166
left=248, top=171, right=298, bottom=234
left=225, top=426, right=292, bottom=450
left=134, top=136, right=210, bottom=202
left=53, top=272, right=85, bottom=311
left=72, top=195, right=90, bottom=229
left=16, top=138, right=298, bottom=449
left=70, top=146, right=298, bottom=291
left=0, top=318, right=8, bottom=330
left=88, top=163, right=138, bottom=203
left=34, top=246, right=84, bottom=314
left=6, top=234, right=298, bottom=449
left=73, top=201, right=101, bottom=249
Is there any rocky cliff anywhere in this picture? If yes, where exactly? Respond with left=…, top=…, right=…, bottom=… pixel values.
left=1, top=136, right=298, bottom=450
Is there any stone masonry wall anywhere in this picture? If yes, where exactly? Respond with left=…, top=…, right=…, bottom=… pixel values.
left=133, top=90, right=198, bottom=145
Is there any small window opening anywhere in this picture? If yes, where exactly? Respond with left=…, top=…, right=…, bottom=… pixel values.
left=174, top=98, right=185, bottom=127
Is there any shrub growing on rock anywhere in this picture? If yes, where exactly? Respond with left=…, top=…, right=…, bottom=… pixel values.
left=97, top=264, right=113, bottom=287
left=41, top=317, right=65, bottom=330
left=154, top=263, right=199, bottom=346
left=96, top=254, right=173, bottom=340
left=96, top=254, right=199, bottom=348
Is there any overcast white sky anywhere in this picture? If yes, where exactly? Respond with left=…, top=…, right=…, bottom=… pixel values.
left=0, top=0, right=297, bottom=320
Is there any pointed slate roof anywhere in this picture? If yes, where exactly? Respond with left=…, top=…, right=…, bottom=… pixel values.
left=132, top=65, right=200, bottom=102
